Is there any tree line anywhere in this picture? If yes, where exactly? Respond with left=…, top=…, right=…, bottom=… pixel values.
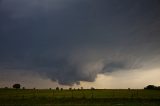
left=2, top=83, right=160, bottom=90
left=144, top=85, right=160, bottom=90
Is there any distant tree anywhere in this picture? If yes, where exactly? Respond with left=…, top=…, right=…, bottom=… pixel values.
left=4, top=87, right=8, bottom=89
left=144, top=85, right=156, bottom=90
left=22, top=87, right=25, bottom=90
left=13, top=84, right=21, bottom=89
left=56, top=87, right=59, bottom=90
left=69, top=88, right=72, bottom=90
left=91, top=87, right=95, bottom=90
left=60, top=88, right=63, bottom=91
left=49, top=88, right=52, bottom=90
left=81, top=87, right=83, bottom=90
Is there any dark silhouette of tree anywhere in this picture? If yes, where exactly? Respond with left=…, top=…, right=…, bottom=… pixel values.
left=56, top=87, right=59, bottom=90
left=61, top=88, right=63, bottom=91
left=91, top=87, right=95, bottom=90
left=81, top=87, right=83, bottom=90
left=4, top=87, right=8, bottom=89
left=13, top=84, right=21, bottom=89
left=144, top=85, right=156, bottom=90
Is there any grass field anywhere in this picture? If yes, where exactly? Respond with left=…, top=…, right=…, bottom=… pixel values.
left=0, top=89, right=160, bottom=106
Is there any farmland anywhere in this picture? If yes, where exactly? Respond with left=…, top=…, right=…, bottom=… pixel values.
left=0, top=89, right=160, bottom=106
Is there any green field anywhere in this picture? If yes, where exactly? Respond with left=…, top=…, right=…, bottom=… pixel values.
left=0, top=89, right=160, bottom=106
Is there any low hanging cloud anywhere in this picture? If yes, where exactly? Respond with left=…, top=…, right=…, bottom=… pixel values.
left=0, top=0, right=160, bottom=86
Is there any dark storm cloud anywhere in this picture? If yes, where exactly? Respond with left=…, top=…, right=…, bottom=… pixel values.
left=0, top=0, right=160, bottom=85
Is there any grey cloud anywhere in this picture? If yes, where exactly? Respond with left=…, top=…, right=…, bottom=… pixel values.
left=102, top=62, right=129, bottom=73
left=0, top=0, right=160, bottom=85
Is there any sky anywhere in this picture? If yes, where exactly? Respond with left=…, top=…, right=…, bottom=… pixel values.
left=0, top=0, right=160, bottom=89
